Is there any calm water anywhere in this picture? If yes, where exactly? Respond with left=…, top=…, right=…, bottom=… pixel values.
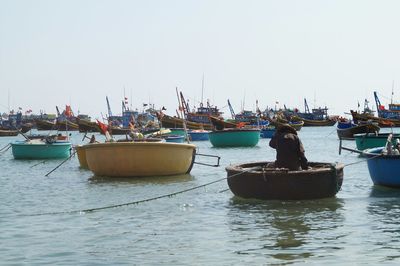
left=1, top=127, right=400, bottom=265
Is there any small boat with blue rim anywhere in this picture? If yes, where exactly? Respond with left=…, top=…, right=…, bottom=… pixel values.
left=188, top=129, right=209, bottom=141
left=363, top=146, right=400, bottom=187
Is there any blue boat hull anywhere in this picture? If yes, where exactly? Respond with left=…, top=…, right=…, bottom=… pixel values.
left=188, top=131, right=209, bottom=141
left=260, top=128, right=275, bottom=138
left=365, top=147, right=400, bottom=187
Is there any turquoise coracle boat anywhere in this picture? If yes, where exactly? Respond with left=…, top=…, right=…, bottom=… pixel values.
left=11, top=139, right=72, bottom=159
left=209, top=128, right=260, bottom=147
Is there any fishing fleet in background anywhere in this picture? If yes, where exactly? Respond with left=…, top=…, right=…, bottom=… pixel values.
left=2, top=89, right=400, bottom=200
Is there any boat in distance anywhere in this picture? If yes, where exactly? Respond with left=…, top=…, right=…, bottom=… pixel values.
left=226, top=161, right=344, bottom=200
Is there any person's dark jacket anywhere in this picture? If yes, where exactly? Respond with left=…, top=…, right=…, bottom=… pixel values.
left=269, top=125, right=308, bottom=170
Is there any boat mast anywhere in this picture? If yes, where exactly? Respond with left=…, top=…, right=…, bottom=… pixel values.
left=201, top=73, right=204, bottom=107
left=391, top=80, right=394, bottom=105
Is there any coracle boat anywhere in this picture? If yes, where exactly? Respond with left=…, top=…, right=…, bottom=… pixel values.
left=11, top=137, right=72, bottom=159
left=336, top=122, right=380, bottom=140
left=209, top=128, right=260, bottom=147
left=226, top=161, right=344, bottom=200
left=188, top=129, right=210, bottom=141
left=354, top=133, right=400, bottom=150
left=363, top=147, right=400, bottom=187
left=260, top=127, right=275, bottom=138
left=81, top=141, right=196, bottom=177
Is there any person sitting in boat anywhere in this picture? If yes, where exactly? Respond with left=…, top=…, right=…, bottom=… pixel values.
left=269, top=124, right=308, bottom=170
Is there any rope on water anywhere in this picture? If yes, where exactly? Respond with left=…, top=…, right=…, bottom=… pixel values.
left=0, top=143, right=11, bottom=154
left=26, top=168, right=253, bottom=217
left=343, top=154, right=383, bottom=167
left=44, top=149, right=77, bottom=177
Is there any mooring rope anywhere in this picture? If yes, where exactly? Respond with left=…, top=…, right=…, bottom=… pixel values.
left=0, top=143, right=11, bottom=154
left=343, top=153, right=383, bottom=167
left=0, top=143, right=11, bottom=151
left=26, top=168, right=254, bottom=217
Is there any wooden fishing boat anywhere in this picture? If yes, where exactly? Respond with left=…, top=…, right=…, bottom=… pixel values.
left=350, top=110, right=400, bottom=127
left=0, top=129, right=20, bottom=137
left=35, top=118, right=57, bottom=130
left=301, top=118, right=337, bottom=127
left=336, top=122, right=380, bottom=140
left=354, top=133, right=400, bottom=150
left=160, top=114, right=213, bottom=130
left=209, top=116, right=237, bottom=130
left=83, top=142, right=196, bottom=177
left=11, top=138, right=72, bottom=159
left=56, top=120, right=79, bottom=131
left=188, top=129, right=210, bottom=141
left=363, top=147, right=400, bottom=187
left=209, top=128, right=260, bottom=147
left=226, top=161, right=344, bottom=200
left=268, top=119, right=304, bottom=131
left=76, top=118, right=100, bottom=133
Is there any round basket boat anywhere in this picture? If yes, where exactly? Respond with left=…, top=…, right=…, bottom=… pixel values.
left=225, top=161, right=344, bottom=200
left=84, top=141, right=196, bottom=177
left=209, top=128, right=260, bottom=147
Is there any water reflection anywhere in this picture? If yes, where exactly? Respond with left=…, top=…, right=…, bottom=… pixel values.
left=88, top=173, right=194, bottom=185
left=367, top=186, right=400, bottom=262
left=227, top=197, right=344, bottom=263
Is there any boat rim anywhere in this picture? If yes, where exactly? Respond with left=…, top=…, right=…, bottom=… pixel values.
left=226, top=161, right=344, bottom=174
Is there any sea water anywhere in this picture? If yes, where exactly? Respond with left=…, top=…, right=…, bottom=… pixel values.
left=1, top=127, right=400, bottom=265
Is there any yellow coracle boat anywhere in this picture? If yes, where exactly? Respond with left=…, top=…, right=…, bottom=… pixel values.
left=75, top=145, right=89, bottom=169
left=81, top=142, right=196, bottom=177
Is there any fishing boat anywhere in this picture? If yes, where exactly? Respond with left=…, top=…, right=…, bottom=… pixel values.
left=354, top=133, right=400, bottom=150
left=208, top=128, right=260, bottom=147
left=0, top=129, right=20, bottom=137
left=268, top=118, right=304, bottom=131
left=226, top=161, right=344, bottom=200
left=363, top=147, right=400, bottom=187
left=35, top=118, right=57, bottom=130
left=336, top=122, right=380, bottom=140
left=11, top=137, right=72, bottom=159
left=188, top=129, right=210, bottom=141
left=76, top=117, right=100, bottom=133
left=83, top=141, right=196, bottom=177
left=295, top=98, right=337, bottom=126
left=159, top=113, right=213, bottom=130
left=209, top=115, right=238, bottom=130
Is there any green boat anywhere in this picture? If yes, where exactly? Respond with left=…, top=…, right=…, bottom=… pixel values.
left=11, top=139, right=72, bottom=159
left=209, top=128, right=260, bottom=147
left=354, top=133, right=400, bottom=150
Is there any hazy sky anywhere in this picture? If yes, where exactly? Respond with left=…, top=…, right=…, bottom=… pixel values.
left=1, top=0, right=400, bottom=119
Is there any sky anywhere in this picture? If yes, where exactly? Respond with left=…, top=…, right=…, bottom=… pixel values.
left=1, top=0, right=400, bottom=119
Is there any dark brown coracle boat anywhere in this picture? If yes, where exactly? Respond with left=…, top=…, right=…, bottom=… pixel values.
left=226, top=161, right=344, bottom=200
